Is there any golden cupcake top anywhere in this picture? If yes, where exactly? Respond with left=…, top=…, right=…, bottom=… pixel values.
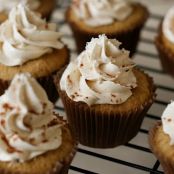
left=60, top=35, right=137, bottom=106
left=0, top=3, right=63, bottom=66
left=72, top=0, right=133, bottom=27
left=0, top=73, right=63, bottom=162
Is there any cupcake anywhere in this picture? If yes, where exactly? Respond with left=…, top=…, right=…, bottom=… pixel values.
left=155, top=6, right=174, bottom=78
left=0, top=4, right=69, bottom=103
left=0, top=73, right=76, bottom=174
left=0, top=0, right=55, bottom=22
left=54, top=35, right=156, bottom=148
left=149, top=101, right=174, bottom=174
left=66, top=0, right=149, bottom=55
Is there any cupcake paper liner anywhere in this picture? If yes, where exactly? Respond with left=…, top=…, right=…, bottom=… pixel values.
left=38, top=73, right=59, bottom=103
left=0, top=80, right=9, bottom=97
left=54, top=69, right=156, bottom=148
left=66, top=4, right=149, bottom=56
left=38, top=0, right=56, bottom=21
left=149, top=122, right=174, bottom=174
left=68, top=22, right=144, bottom=57
left=58, top=90, right=154, bottom=148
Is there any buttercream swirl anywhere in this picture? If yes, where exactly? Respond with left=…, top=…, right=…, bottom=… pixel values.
left=60, top=35, right=137, bottom=106
left=0, top=0, right=40, bottom=13
left=0, top=73, right=62, bottom=162
left=0, top=3, right=63, bottom=66
left=72, top=0, right=133, bottom=27
left=162, top=101, right=174, bottom=145
left=163, top=6, right=174, bottom=43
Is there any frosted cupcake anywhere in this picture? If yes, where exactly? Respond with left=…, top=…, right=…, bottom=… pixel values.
left=149, top=101, right=174, bottom=174
left=155, top=6, right=174, bottom=78
left=66, top=0, right=149, bottom=55
left=0, top=73, right=76, bottom=174
left=0, top=0, right=55, bottom=22
left=55, top=35, right=156, bottom=148
left=0, top=4, right=69, bottom=102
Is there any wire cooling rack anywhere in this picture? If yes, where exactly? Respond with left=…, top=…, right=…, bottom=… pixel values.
left=52, top=0, right=174, bottom=173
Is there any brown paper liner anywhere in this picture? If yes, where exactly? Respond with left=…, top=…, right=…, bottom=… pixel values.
left=68, top=22, right=144, bottom=57
left=149, top=122, right=174, bottom=174
left=155, top=25, right=174, bottom=77
left=37, top=0, right=56, bottom=21
left=38, top=73, right=60, bottom=103
left=59, top=91, right=153, bottom=148
left=0, top=73, right=58, bottom=103
left=54, top=68, right=155, bottom=148
left=66, top=4, right=149, bottom=56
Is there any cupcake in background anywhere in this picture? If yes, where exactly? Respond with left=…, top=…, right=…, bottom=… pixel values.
left=0, top=73, right=76, bottom=174
left=149, top=101, right=174, bottom=174
left=155, top=6, right=174, bottom=78
left=55, top=35, right=156, bottom=148
left=0, top=3, right=69, bottom=103
left=66, top=0, right=149, bottom=55
left=0, top=0, right=55, bottom=22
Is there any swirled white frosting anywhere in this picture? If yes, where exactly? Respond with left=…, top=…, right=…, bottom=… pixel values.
left=72, top=0, right=133, bottom=27
left=162, top=101, right=174, bottom=145
left=0, top=73, right=62, bottom=162
left=0, top=3, right=63, bottom=66
left=163, top=6, right=174, bottom=43
left=60, top=35, right=137, bottom=106
left=0, top=0, right=40, bottom=13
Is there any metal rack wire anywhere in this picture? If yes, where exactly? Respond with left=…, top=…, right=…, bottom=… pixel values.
left=52, top=1, right=174, bottom=173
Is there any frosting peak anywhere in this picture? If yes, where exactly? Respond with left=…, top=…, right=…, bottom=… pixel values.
left=60, top=35, right=137, bottom=106
left=162, top=101, right=174, bottom=145
left=72, top=0, right=133, bottom=27
left=0, top=4, right=63, bottom=66
left=163, top=6, right=174, bottom=43
left=0, top=73, right=62, bottom=162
